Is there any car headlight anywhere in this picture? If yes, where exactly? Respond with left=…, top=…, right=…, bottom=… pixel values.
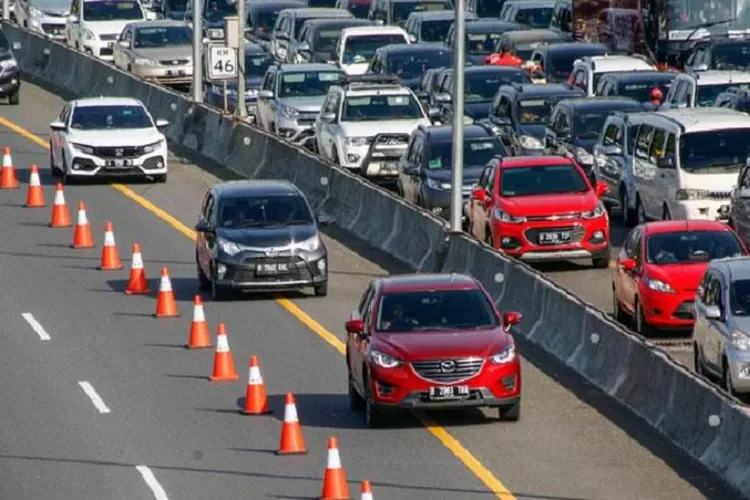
left=731, top=330, right=750, bottom=350
left=293, top=234, right=320, bottom=252
left=134, top=58, right=157, bottom=66
left=28, top=6, right=42, bottom=17
left=518, top=135, right=543, bottom=150
left=489, top=344, right=515, bottom=364
left=245, top=88, right=259, bottom=98
left=645, top=277, right=675, bottom=293
left=71, top=142, right=94, bottom=154
left=676, top=189, right=710, bottom=200
left=426, top=177, right=451, bottom=190
left=492, top=208, right=525, bottom=223
left=83, top=29, right=96, bottom=41
left=369, top=350, right=401, bottom=368
left=575, top=147, right=594, bottom=165
left=344, top=136, right=372, bottom=147
left=0, top=59, right=18, bottom=73
left=142, top=139, right=165, bottom=154
left=217, top=237, right=242, bottom=256
left=279, top=104, right=299, bottom=119
left=582, top=201, right=606, bottom=219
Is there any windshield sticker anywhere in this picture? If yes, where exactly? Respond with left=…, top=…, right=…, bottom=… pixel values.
left=470, top=141, right=495, bottom=151
left=428, top=158, right=442, bottom=169
left=387, top=96, right=410, bottom=106
left=347, top=97, right=372, bottom=106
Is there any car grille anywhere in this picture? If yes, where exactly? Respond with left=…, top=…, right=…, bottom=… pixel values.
left=707, top=190, right=732, bottom=200
left=99, top=33, right=118, bottom=41
left=296, top=112, right=318, bottom=126
left=411, top=357, right=484, bottom=383
left=524, top=225, right=586, bottom=245
left=42, top=24, right=64, bottom=35
left=93, top=146, right=142, bottom=158
left=99, top=47, right=113, bottom=56
left=160, top=59, right=189, bottom=66
left=673, top=301, right=695, bottom=320
left=525, top=212, right=581, bottom=222
left=375, top=134, right=409, bottom=146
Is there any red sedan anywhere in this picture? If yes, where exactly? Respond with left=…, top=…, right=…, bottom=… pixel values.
left=345, top=273, right=522, bottom=428
left=612, top=221, right=748, bottom=335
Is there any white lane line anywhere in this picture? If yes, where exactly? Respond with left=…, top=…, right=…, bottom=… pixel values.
left=77, top=381, right=111, bottom=414
left=21, top=313, right=51, bottom=341
left=136, top=466, right=170, bottom=500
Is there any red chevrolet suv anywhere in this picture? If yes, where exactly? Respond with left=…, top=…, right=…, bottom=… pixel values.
left=345, top=273, right=522, bottom=428
left=465, top=155, right=611, bottom=268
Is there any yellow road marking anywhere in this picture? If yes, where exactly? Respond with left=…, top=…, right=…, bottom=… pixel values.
left=1, top=113, right=516, bottom=499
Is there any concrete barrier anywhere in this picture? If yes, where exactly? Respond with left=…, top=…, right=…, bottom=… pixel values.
left=5, top=22, right=750, bottom=497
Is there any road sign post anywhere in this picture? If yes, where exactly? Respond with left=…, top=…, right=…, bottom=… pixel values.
left=206, top=44, right=238, bottom=81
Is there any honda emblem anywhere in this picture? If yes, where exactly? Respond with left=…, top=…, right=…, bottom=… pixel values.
left=115, top=148, right=124, bottom=157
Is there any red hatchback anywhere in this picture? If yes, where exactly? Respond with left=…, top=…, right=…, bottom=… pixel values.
left=466, top=155, right=611, bottom=267
left=612, top=221, right=748, bottom=335
left=345, top=273, right=522, bottom=427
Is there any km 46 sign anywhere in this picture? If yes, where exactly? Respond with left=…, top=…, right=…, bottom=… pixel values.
left=207, top=45, right=238, bottom=80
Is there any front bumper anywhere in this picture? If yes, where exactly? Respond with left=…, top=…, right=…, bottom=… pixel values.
left=727, top=347, right=750, bottom=393
left=135, top=64, right=193, bottom=85
left=348, top=134, right=409, bottom=177
left=28, top=17, right=66, bottom=40
left=423, top=187, right=473, bottom=219
left=276, top=114, right=317, bottom=147
left=64, top=147, right=168, bottom=178
left=673, top=199, right=731, bottom=222
left=640, top=289, right=696, bottom=329
left=81, top=38, right=116, bottom=60
left=213, top=251, right=327, bottom=292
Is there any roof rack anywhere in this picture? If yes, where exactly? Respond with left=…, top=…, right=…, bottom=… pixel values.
left=343, top=74, right=400, bottom=85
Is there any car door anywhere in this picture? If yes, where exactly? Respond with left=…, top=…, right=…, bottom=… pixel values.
left=270, top=12, right=289, bottom=61
left=320, top=91, right=341, bottom=158
left=398, top=134, right=419, bottom=202
left=113, top=26, right=132, bottom=69
left=731, top=165, right=750, bottom=245
left=349, top=284, right=375, bottom=387
left=65, top=0, right=80, bottom=47
left=646, top=126, right=672, bottom=219
left=196, top=190, right=216, bottom=278
left=469, top=163, right=492, bottom=238
left=257, top=70, right=276, bottom=130
left=614, top=226, right=641, bottom=315
left=704, top=274, right=727, bottom=370
left=52, top=104, right=71, bottom=167
left=632, top=123, right=656, bottom=219
left=594, top=121, right=624, bottom=205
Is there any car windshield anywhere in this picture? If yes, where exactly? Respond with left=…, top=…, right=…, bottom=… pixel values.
left=518, top=97, right=557, bottom=125
left=679, top=128, right=750, bottom=171
left=730, top=279, right=750, bottom=316
left=500, top=164, right=588, bottom=196
left=387, top=50, right=453, bottom=79
left=134, top=26, right=192, bottom=48
left=420, top=19, right=453, bottom=42
left=315, top=29, right=344, bottom=52
left=217, top=194, right=314, bottom=228
left=342, top=34, right=408, bottom=64
left=476, top=0, right=504, bottom=17
left=83, top=0, right=144, bottom=21
left=347, top=0, right=371, bottom=17
left=574, top=109, right=619, bottom=139
left=711, top=43, right=750, bottom=71
left=205, top=0, right=237, bottom=21
left=697, top=83, right=750, bottom=107
left=391, top=1, right=450, bottom=26
left=617, top=79, right=674, bottom=102
left=513, top=7, right=554, bottom=28
left=466, top=71, right=528, bottom=101
left=467, top=32, right=503, bottom=55
left=70, top=105, right=152, bottom=130
left=427, top=138, right=502, bottom=169
left=278, top=71, right=342, bottom=97
left=33, top=0, right=70, bottom=9
left=342, top=93, right=423, bottom=121
left=646, top=231, right=744, bottom=264
left=376, top=288, right=499, bottom=332
left=246, top=53, right=274, bottom=77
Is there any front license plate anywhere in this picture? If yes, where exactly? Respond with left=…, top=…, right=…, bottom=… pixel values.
left=539, top=231, right=571, bottom=244
left=256, top=262, right=289, bottom=275
left=429, top=385, right=470, bottom=400
left=167, top=70, right=185, bottom=76
left=106, top=159, right=132, bottom=168
left=379, top=161, right=398, bottom=171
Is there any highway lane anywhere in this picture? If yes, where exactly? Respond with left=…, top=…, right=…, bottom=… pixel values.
left=0, top=80, right=740, bottom=499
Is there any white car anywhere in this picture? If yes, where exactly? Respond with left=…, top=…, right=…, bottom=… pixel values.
left=14, top=0, right=69, bottom=40
left=569, top=54, right=655, bottom=96
left=64, top=0, right=154, bottom=61
left=336, top=25, right=410, bottom=76
left=49, top=97, right=169, bottom=183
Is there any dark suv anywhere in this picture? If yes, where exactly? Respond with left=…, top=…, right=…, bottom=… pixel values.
left=714, top=87, right=750, bottom=111
left=528, top=42, right=607, bottom=83
left=595, top=70, right=677, bottom=104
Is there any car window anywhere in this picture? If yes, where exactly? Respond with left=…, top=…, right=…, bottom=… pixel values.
left=70, top=105, right=153, bottom=130
left=634, top=124, right=654, bottom=160
left=216, top=194, right=315, bottom=228
left=730, top=279, right=750, bottom=316
left=500, top=164, right=587, bottom=197
left=646, top=230, right=745, bottom=264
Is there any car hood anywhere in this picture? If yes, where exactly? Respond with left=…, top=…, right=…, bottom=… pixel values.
left=67, top=128, right=161, bottom=146
left=277, top=95, right=326, bottom=113
left=426, top=165, right=485, bottom=183
left=518, top=124, right=546, bottom=139
left=86, top=20, right=140, bottom=36
left=40, top=5, right=69, bottom=15
left=216, top=224, right=317, bottom=248
left=645, top=262, right=708, bottom=294
left=133, top=46, right=192, bottom=61
left=501, top=192, right=598, bottom=215
left=464, top=101, right=492, bottom=120
left=374, top=329, right=509, bottom=360
left=340, top=118, right=430, bottom=136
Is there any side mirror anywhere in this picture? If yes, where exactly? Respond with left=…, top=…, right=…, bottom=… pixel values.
left=49, top=120, right=66, bottom=131
left=258, top=89, right=274, bottom=99
left=472, top=187, right=487, bottom=203
left=119, top=40, right=130, bottom=48
left=345, top=318, right=364, bottom=334
left=155, top=119, right=169, bottom=128
left=694, top=63, right=709, bottom=72
left=374, top=19, right=384, bottom=25
left=427, top=108, right=441, bottom=120
left=314, top=212, right=332, bottom=226
left=599, top=144, right=622, bottom=156
left=11, top=41, right=21, bottom=51
left=403, top=165, right=419, bottom=176
left=67, top=14, right=78, bottom=22
left=492, top=116, right=512, bottom=126
left=595, top=181, right=608, bottom=198
left=297, top=41, right=311, bottom=53
left=502, top=311, right=522, bottom=330
left=657, top=156, right=675, bottom=169
left=194, top=219, right=214, bottom=233
left=704, top=305, right=722, bottom=320
left=319, top=112, right=336, bottom=123
left=276, top=31, right=289, bottom=41
left=434, top=93, right=451, bottom=104
left=408, top=33, right=417, bottom=43
left=619, top=258, right=636, bottom=272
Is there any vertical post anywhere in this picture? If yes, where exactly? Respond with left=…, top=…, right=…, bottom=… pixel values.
left=223, top=80, right=228, bottom=112
left=2, top=0, right=9, bottom=24
left=449, top=0, right=466, bottom=232
left=191, top=0, right=203, bottom=103
left=235, top=0, right=246, bottom=117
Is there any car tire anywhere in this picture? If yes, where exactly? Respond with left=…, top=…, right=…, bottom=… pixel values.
left=49, top=143, right=58, bottom=174
left=60, top=153, right=70, bottom=185
left=636, top=197, right=647, bottom=225
left=693, top=342, right=705, bottom=377
left=314, top=282, right=328, bottom=297
left=364, top=376, right=384, bottom=428
left=612, top=286, right=628, bottom=324
left=8, top=91, right=19, bottom=105
left=498, top=400, right=520, bottom=421
left=153, top=174, right=167, bottom=183
left=592, top=255, right=609, bottom=269
left=485, top=225, right=493, bottom=247
left=197, top=255, right=211, bottom=290
left=635, top=300, right=655, bottom=337
left=723, top=359, right=736, bottom=397
left=348, top=368, right=365, bottom=411
left=620, top=188, right=636, bottom=228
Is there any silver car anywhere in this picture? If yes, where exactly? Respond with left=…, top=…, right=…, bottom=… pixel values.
left=14, top=0, right=69, bottom=40
left=693, top=256, right=750, bottom=401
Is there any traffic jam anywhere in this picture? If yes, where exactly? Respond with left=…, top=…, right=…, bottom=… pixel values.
left=8, top=0, right=750, bottom=435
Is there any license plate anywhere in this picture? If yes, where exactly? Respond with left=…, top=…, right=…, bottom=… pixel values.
left=429, top=385, right=469, bottom=400
left=167, top=70, right=185, bottom=76
left=106, top=159, right=132, bottom=168
left=379, top=161, right=398, bottom=171
left=539, top=231, right=571, bottom=244
left=256, top=262, right=289, bottom=275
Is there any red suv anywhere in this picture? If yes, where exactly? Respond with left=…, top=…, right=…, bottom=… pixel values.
left=465, top=155, right=611, bottom=268
left=612, top=221, right=748, bottom=336
left=345, top=273, right=522, bottom=428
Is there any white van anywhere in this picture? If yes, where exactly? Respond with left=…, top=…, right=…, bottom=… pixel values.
left=631, top=107, right=750, bottom=223
left=336, top=25, right=410, bottom=75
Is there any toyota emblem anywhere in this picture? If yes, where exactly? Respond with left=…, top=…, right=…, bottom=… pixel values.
left=173, top=60, right=180, bottom=65
left=440, top=360, right=456, bottom=373
left=115, top=148, right=124, bottom=157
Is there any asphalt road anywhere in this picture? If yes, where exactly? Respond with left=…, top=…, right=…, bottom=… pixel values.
left=0, top=81, right=739, bottom=500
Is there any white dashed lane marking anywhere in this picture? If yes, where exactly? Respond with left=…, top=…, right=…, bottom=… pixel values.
left=21, top=313, right=51, bottom=341
left=77, top=381, right=111, bottom=414
left=136, top=466, right=170, bottom=500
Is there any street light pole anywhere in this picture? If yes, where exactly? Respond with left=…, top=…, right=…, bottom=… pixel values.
left=235, top=0, right=246, bottom=117
left=3, top=0, right=9, bottom=25
left=191, top=0, right=203, bottom=103
left=449, top=0, right=466, bottom=232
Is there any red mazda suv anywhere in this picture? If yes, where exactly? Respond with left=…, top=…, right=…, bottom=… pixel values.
left=465, top=155, right=611, bottom=268
left=345, top=273, right=522, bottom=428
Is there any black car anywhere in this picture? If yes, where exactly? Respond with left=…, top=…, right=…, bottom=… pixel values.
left=487, top=82, right=585, bottom=156
left=195, top=180, right=329, bottom=300
left=335, top=0, right=371, bottom=18
left=156, top=0, right=188, bottom=20
left=433, top=65, right=531, bottom=123
left=368, top=0, right=453, bottom=28
left=245, top=0, right=307, bottom=51
left=416, top=66, right=447, bottom=108
left=403, top=10, right=474, bottom=44
left=595, top=71, right=677, bottom=104
left=397, top=123, right=506, bottom=220
left=367, top=43, right=453, bottom=90
left=205, top=42, right=273, bottom=117
left=466, top=0, right=510, bottom=18
left=499, top=0, right=556, bottom=29
left=0, top=28, right=20, bottom=104
left=445, top=19, right=523, bottom=65
left=684, top=37, right=750, bottom=73
left=714, top=87, right=750, bottom=111
left=529, top=42, right=607, bottom=83
left=545, top=97, right=645, bottom=182
left=293, top=18, right=373, bottom=63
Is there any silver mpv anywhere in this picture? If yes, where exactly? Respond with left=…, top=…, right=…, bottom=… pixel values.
left=693, top=256, right=750, bottom=401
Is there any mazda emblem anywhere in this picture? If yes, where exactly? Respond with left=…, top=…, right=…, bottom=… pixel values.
left=115, top=148, right=123, bottom=157
left=440, top=360, right=456, bottom=373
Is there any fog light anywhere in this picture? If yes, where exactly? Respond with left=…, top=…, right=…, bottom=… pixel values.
left=431, top=207, right=442, bottom=215
left=217, top=263, right=227, bottom=279
left=593, top=230, right=604, bottom=239
left=72, top=164, right=80, bottom=170
left=157, top=161, right=163, bottom=168
left=346, top=154, right=359, bottom=163
left=502, top=375, right=516, bottom=391
left=11, top=78, right=17, bottom=84
left=317, top=258, right=326, bottom=273
left=741, top=365, right=750, bottom=377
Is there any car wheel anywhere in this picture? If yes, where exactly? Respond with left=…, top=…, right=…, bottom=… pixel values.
left=348, top=367, right=365, bottom=411
left=693, top=342, right=705, bottom=377
left=8, top=91, right=19, bottom=105
left=636, top=197, right=647, bottom=225
left=592, top=255, right=610, bottom=269
left=612, top=286, right=628, bottom=324
left=620, top=188, right=636, bottom=227
left=211, top=264, right=230, bottom=301
left=498, top=400, right=520, bottom=421
left=635, top=300, right=655, bottom=337
left=153, top=174, right=167, bottom=183
left=197, top=254, right=211, bottom=290
left=485, top=226, right=493, bottom=247
left=723, top=359, right=736, bottom=397
left=49, top=144, right=58, bottom=174
left=364, top=376, right=384, bottom=428
left=313, top=282, right=328, bottom=297
left=60, top=153, right=70, bottom=185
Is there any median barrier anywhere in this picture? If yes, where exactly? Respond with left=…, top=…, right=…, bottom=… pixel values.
left=6, top=22, right=750, bottom=497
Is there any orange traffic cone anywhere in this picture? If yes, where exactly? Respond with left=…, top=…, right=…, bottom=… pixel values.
left=276, top=393, right=307, bottom=455
left=25, top=165, right=45, bottom=207
left=154, top=267, right=179, bottom=318
left=186, top=295, right=212, bottom=349
left=71, top=201, right=95, bottom=249
left=319, top=437, right=351, bottom=500
left=125, top=243, right=150, bottom=295
left=0, top=146, right=18, bottom=189
left=241, top=356, right=271, bottom=415
left=209, top=323, right=239, bottom=381
left=97, top=221, right=122, bottom=270
left=360, top=480, right=373, bottom=500
left=49, top=183, right=71, bottom=227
